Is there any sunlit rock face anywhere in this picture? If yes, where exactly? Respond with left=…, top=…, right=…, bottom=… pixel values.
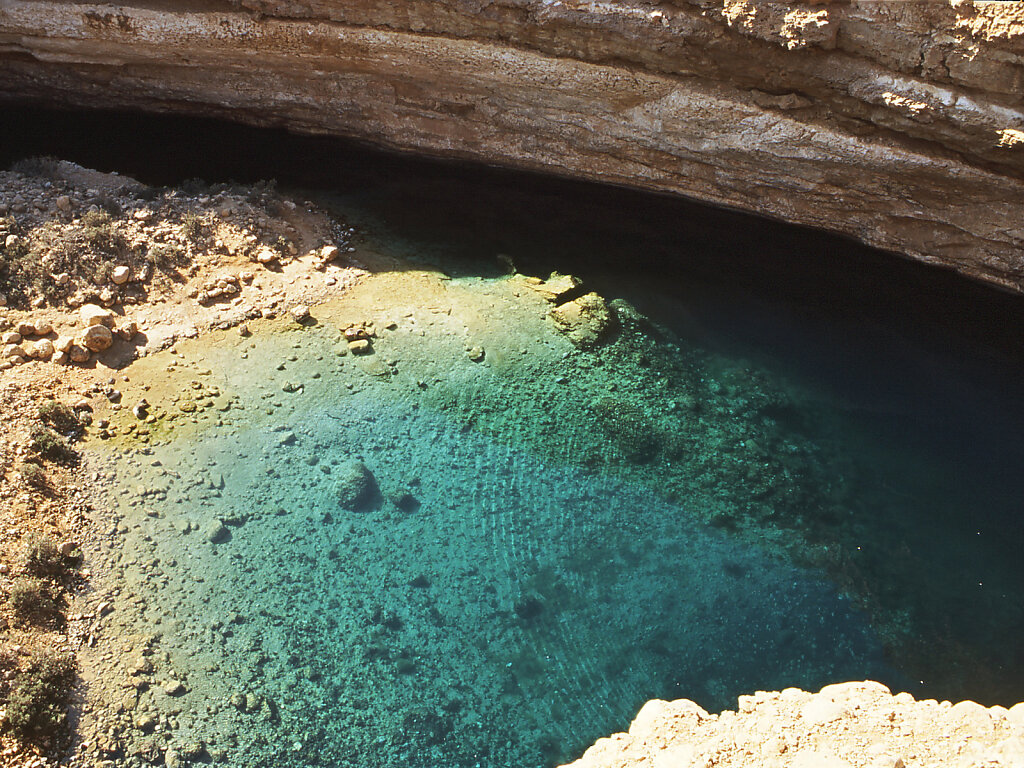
left=1, top=1, right=1023, bottom=290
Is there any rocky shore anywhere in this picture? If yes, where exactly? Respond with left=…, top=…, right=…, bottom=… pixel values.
left=0, top=160, right=362, bottom=767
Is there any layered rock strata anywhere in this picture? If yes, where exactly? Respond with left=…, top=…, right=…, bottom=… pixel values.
left=1, top=1, right=1024, bottom=290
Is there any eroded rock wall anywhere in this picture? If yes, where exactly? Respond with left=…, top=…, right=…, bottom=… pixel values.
left=0, top=2, right=1022, bottom=287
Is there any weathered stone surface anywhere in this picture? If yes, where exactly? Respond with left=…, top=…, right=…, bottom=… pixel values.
left=561, top=682, right=1024, bottom=768
left=0, top=3, right=1023, bottom=289
left=549, top=292, right=616, bottom=348
left=80, top=303, right=114, bottom=328
left=82, top=323, right=113, bottom=352
left=3, top=2, right=1024, bottom=291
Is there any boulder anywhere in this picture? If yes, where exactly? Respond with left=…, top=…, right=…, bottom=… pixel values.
left=335, top=460, right=377, bottom=510
left=29, top=339, right=54, bottom=360
left=117, top=320, right=139, bottom=341
left=68, top=344, right=90, bottom=363
left=548, top=292, right=616, bottom=348
left=80, top=303, right=114, bottom=327
left=204, top=519, right=229, bottom=544
left=528, top=272, right=582, bottom=303
left=82, top=323, right=113, bottom=352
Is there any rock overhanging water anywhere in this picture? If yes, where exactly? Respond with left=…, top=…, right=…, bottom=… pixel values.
left=1, top=1, right=1023, bottom=290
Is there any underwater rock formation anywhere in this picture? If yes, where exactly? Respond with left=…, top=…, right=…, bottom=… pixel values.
left=1, top=1, right=1024, bottom=290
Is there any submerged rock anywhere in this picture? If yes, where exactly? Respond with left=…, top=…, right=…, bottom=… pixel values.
left=527, top=272, right=582, bottom=303
left=204, top=519, right=229, bottom=544
left=335, top=459, right=377, bottom=510
left=548, top=292, right=616, bottom=348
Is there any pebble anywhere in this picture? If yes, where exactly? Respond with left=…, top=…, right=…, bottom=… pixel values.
left=289, top=304, right=310, bottom=322
left=111, top=265, right=131, bottom=285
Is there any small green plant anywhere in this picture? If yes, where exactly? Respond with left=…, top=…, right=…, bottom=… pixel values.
left=18, top=461, right=48, bottom=491
left=37, top=400, right=79, bottom=434
left=9, top=156, right=61, bottom=178
left=182, top=211, right=203, bottom=241
left=7, top=577, right=59, bottom=626
left=145, top=243, right=188, bottom=270
left=3, top=650, right=76, bottom=741
left=81, top=209, right=114, bottom=248
left=22, top=534, right=64, bottom=577
left=29, top=426, right=77, bottom=464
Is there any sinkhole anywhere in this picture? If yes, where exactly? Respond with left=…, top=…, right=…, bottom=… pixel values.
left=3, top=108, right=1024, bottom=768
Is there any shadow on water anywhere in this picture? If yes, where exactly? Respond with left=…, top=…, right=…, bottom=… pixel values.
left=4, top=106, right=1024, bottom=761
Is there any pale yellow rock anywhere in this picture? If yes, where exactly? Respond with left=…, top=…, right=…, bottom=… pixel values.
left=548, top=292, right=615, bottom=348
left=528, top=272, right=581, bottom=303
left=82, top=323, right=113, bottom=352
left=80, top=303, right=114, bottom=327
left=28, top=339, right=54, bottom=360
left=560, top=683, right=1024, bottom=768
left=117, top=320, right=139, bottom=341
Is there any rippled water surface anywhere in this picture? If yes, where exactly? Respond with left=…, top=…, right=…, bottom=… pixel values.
left=6, top=110, right=1024, bottom=767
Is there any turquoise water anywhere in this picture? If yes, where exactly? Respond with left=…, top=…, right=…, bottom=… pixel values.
left=5, top=109, right=1024, bottom=765
left=91, top=293, right=898, bottom=767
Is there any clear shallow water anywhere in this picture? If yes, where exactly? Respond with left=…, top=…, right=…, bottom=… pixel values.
left=4, top=108, right=1024, bottom=765
left=90, top=292, right=898, bottom=767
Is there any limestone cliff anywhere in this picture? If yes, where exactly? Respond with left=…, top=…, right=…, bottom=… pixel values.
left=1, top=1, right=1023, bottom=290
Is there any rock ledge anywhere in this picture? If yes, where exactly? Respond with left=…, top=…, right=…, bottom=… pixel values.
left=562, top=681, right=1024, bottom=768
